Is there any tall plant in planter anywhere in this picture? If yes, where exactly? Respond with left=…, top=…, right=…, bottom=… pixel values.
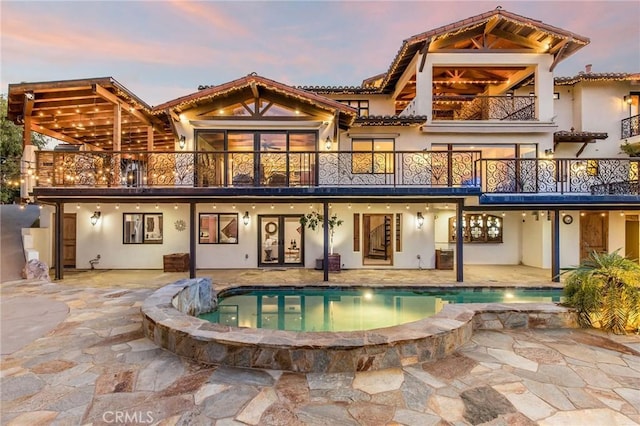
left=563, top=250, right=640, bottom=335
left=300, top=211, right=343, bottom=255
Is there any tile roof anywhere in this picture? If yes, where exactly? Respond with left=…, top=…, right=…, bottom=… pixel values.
left=353, top=115, right=427, bottom=126
left=554, top=73, right=640, bottom=85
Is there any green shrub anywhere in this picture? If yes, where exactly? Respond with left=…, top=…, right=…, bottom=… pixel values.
left=563, top=250, right=640, bottom=334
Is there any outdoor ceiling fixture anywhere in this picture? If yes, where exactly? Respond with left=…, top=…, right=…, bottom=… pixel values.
left=178, top=135, right=186, bottom=150
left=416, top=211, right=425, bottom=229
left=90, top=211, right=101, bottom=226
left=243, top=211, right=250, bottom=226
left=325, top=136, right=332, bottom=150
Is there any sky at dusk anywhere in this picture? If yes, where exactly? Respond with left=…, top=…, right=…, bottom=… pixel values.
left=1, top=1, right=639, bottom=107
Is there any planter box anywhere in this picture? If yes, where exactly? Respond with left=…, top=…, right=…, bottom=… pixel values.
left=315, top=254, right=342, bottom=272
left=163, top=253, right=189, bottom=272
left=435, top=249, right=454, bottom=270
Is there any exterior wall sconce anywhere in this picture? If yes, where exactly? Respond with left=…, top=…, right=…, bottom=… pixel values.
left=178, top=135, right=186, bottom=150
left=544, top=148, right=554, bottom=157
left=325, top=136, right=332, bottom=150
left=624, top=95, right=633, bottom=105
left=416, top=211, right=424, bottom=229
left=242, top=211, right=250, bottom=226
left=90, top=211, right=101, bottom=226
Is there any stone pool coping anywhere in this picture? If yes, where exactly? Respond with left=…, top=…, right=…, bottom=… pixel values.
left=141, top=278, right=578, bottom=373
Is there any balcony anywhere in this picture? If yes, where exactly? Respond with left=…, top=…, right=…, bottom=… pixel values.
left=26, top=151, right=640, bottom=199
left=478, top=158, right=639, bottom=195
left=432, top=95, right=536, bottom=121
left=621, top=114, right=639, bottom=139
left=32, top=150, right=480, bottom=190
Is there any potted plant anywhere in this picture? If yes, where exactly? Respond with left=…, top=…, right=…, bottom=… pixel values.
left=562, top=249, right=640, bottom=335
left=620, top=141, right=640, bottom=157
left=300, top=211, right=344, bottom=271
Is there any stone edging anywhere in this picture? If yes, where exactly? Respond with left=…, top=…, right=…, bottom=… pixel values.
left=141, top=278, right=578, bottom=373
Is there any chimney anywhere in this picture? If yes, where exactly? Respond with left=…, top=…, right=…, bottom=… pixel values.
left=585, top=64, right=592, bottom=73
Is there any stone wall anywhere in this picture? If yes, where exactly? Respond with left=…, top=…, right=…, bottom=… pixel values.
left=141, top=280, right=578, bottom=373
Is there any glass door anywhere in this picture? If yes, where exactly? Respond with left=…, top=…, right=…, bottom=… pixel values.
left=259, top=215, right=304, bottom=267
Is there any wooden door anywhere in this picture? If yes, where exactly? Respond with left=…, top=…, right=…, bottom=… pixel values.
left=580, top=212, right=608, bottom=261
left=63, top=213, right=76, bottom=267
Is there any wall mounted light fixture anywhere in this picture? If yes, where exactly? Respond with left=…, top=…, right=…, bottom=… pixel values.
left=242, top=211, right=250, bottom=226
left=324, top=136, right=332, bottom=150
left=178, top=135, right=186, bottom=150
left=90, top=211, right=101, bottom=226
left=624, top=95, right=633, bottom=105
left=544, top=148, right=554, bottom=157
left=416, top=211, right=424, bottom=229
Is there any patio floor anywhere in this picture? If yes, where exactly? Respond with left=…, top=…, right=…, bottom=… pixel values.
left=1, top=270, right=639, bottom=425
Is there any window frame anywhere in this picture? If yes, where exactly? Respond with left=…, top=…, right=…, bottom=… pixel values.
left=123, top=213, right=164, bottom=245
left=351, top=138, right=395, bottom=174
left=199, top=212, right=239, bottom=244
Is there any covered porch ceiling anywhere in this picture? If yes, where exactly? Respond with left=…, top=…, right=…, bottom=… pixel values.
left=7, top=77, right=175, bottom=151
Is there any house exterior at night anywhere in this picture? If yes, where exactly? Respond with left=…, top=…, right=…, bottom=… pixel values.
left=6, top=8, right=640, bottom=281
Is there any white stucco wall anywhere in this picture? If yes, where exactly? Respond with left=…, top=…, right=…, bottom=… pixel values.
left=434, top=211, right=522, bottom=265
left=520, top=213, right=551, bottom=268
left=68, top=203, right=190, bottom=269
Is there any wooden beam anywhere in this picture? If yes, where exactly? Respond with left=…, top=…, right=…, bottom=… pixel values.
left=550, top=39, right=571, bottom=72
left=30, top=121, right=83, bottom=144
left=418, top=40, right=430, bottom=72
left=23, top=115, right=32, bottom=146
left=430, top=26, right=484, bottom=50
left=93, top=84, right=151, bottom=125
left=147, top=126, right=154, bottom=151
left=491, top=28, right=542, bottom=50
left=113, top=104, right=122, bottom=150
left=250, top=82, right=260, bottom=99
left=484, top=16, right=500, bottom=35
left=23, top=92, right=34, bottom=117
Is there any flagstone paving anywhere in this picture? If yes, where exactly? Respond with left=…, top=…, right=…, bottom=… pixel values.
left=1, top=276, right=639, bottom=425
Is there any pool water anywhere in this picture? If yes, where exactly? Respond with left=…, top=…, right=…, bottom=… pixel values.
left=199, top=287, right=563, bottom=332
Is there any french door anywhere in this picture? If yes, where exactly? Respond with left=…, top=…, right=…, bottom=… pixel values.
left=258, top=215, right=304, bottom=267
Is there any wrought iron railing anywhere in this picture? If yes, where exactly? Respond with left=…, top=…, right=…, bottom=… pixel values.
left=34, top=150, right=481, bottom=189
left=432, top=95, right=536, bottom=121
left=478, top=158, right=640, bottom=194
left=33, top=150, right=640, bottom=195
left=622, top=114, right=640, bottom=139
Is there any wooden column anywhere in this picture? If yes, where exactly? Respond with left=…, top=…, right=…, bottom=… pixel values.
left=55, top=202, right=64, bottom=280
left=113, top=104, right=122, bottom=186
left=189, top=202, right=196, bottom=279
left=146, top=126, right=154, bottom=151
left=23, top=116, right=32, bottom=146
left=552, top=209, right=560, bottom=282
left=455, top=199, right=464, bottom=283
left=323, top=201, right=329, bottom=282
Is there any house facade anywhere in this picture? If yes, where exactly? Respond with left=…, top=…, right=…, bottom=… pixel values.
left=6, top=8, right=640, bottom=281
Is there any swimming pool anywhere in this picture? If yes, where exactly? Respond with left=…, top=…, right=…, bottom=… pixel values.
left=199, top=287, right=563, bottom=332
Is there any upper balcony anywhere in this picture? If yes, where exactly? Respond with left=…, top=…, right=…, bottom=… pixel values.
left=26, top=150, right=640, bottom=203
left=432, top=95, right=536, bottom=121
left=622, top=114, right=639, bottom=140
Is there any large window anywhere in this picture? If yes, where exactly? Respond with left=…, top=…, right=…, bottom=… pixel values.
left=123, top=213, right=163, bottom=244
left=432, top=143, right=537, bottom=158
left=448, top=214, right=503, bottom=243
left=195, top=130, right=317, bottom=187
left=338, top=100, right=369, bottom=117
left=352, top=139, right=394, bottom=174
left=199, top=213, right=238, bottom=244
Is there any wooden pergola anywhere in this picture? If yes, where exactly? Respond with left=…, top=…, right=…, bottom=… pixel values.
left=6, top=77, right=175, bottom=151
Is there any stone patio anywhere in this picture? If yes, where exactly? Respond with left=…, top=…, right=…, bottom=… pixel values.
left=1, top=272, right=638, bottom=425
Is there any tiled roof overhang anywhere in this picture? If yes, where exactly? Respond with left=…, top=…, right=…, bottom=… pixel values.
left=154, top=74, right=358, bottom=127
left=377, top=8, right=589, bottom=93
left=555, top=72, right=640, bottom=85
left=353, top=115, right=427, bottom=126
left=554, top=130, right=608, bottom=142
left=295, top=86, right=382, bottom=95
